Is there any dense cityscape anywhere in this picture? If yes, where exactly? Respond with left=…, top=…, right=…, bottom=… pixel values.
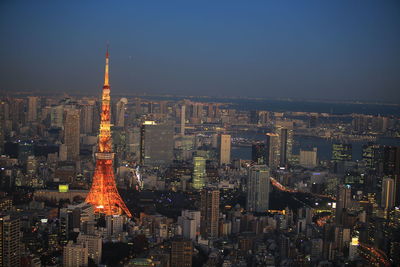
left=0, top=48, right=399, bottom=266
left=1, top=1, right=400, bottom=267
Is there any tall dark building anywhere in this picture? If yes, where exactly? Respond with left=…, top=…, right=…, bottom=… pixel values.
left=275, top=122, right=293, bottom=167
left=200, top=188, right=219, bottom=239
left=140, top=121, right=174, bottom=167
left=265, top=133, right=280, bottom=169
left=335, top=185, right=352, bottom=225
left=383, top=146, right=400, bottom=176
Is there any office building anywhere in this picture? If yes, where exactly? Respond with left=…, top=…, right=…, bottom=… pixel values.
left=218, top=134, right=231, bottom=165
left=140, top=121, right=174, bottom=166
left=64, top=109, right=80, bottom=161
left=275, top=121, right=293, bottom=166
left=200, top=188, right=219, bottom=239
left=335, top=185, right=352, bottom=224
left=381, top=177, right=395, bottom=210
left=80, top=104, right=94, bottom=134
left=265, top=133, right=280, bottom=169
left=115, top=98, right=127, bottom=127
left=247, top=165, right=270, bottom=213
left=50, top=105, right=64, bottom=128
left=192, top=156, right=206, bottom=190
left=299, top=148, right=318, bottom=168
left=27, top=96, right=38, bottom=122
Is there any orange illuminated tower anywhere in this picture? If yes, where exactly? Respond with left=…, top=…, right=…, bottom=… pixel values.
left=85, top=48, right=132, bottom=217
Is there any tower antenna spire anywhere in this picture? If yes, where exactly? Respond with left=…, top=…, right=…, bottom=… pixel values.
left=86, top=46, right=132, bottom=218
left=104, top=44, right=110, bottom=86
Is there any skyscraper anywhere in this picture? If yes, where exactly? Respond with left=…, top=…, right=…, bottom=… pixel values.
left=115, top=98, right=127, bottom=127
left=139, top=121, right=174, bottom=166
left=27, top=96, right=38, bottom=122
left=50, top=105, right=64, bottom=128
left=192, top=156, right=206, bottom=190
left=265, top=133, right=280, bottom=169
left=218, top=134, right=231, bottom=165
left=335, top=185, right=352, bottom=224
left=275, top=121, right=293, bottom=167
left=80, top=104, right=94, bottom=134
left=247, top=165, right=270, bottom=213
left=64, top=109, right=80, bottom=161
left=85, top=48, right=132, bottom=217
left=381, top=177, right=395, bottom=210
left=0, top=215, right=21, bottom=267
left=200, top=188, right=219, bottom=239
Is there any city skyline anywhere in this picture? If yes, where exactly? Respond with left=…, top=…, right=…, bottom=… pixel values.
left=1, top=1, right=399, bottom=103
left=1, top=1, right=400, bottom=266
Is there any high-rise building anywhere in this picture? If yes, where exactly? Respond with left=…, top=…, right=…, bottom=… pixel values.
left=247, top=165, right=270, bottom=213
left=50, top=105, right=64, bottom=128
left=200, top=188, right=219, bottom=239
left=63, top=241, right=88, bottom=267
left=381, top=177, right=395, bottom=210
left=85, top=48, right=132, bottom=217
left=115, top=98, right=127, bottom=127
left=10, top=98, right=24, bottom=131
left=0, top=215, right=21, bottom=267
left=80, top=104, right=94, bottom=134
left=170, top=238, right=193, bottom=267
left=27, top=96, right=38, bottom=122
left=335, top=185, right=352, bottom=224
left=275, top=122, right=293, bottom=167
left=383, top=146, right=400, bottom=175
left=265, top=133, right=280, bottom=169
left=139, top=121, right=174, bottom=166
left=299, top=148, right=318, bottom=168
left=218, top=134, right=231, bottom=165
left=77, top=233, right=102, bottom=264
left=192, top=156, right=206, bottom=190
left=64, top=109, right=80, bottom=161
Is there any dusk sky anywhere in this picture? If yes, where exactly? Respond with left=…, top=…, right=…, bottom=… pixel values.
left=0, top=0, right=399, bottom=102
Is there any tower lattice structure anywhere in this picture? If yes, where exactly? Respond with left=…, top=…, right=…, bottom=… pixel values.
left=85, top=48, right=132, bottom=217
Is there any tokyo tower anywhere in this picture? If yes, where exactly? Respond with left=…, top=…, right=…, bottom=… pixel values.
left=85, top=48, right=132, bottom=217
